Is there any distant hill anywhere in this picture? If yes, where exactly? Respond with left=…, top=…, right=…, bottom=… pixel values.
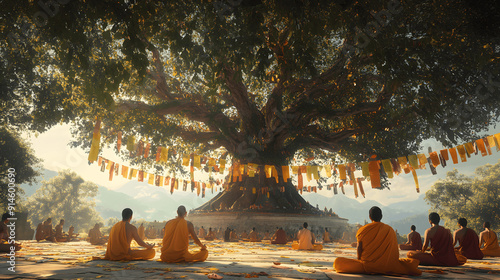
left=388, top=213, right=430, bottom=236
left=302, top=192, right=430, bottom=225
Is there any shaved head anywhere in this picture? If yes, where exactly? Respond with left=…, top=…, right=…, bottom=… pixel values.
left=177, top=205, right=187, bottom=217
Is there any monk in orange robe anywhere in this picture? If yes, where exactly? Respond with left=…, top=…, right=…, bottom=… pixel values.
left=42, top=218, right=56, bottom=242
left=198, top=226, right=207, bottom=239
left=35, top=222, right=44, bottom=241
left=248, top=227, right=261, bottom=242
left=88, top=223, right=108, bottom=245
left=334, top=207, right=421, bottom=276
left=271, top=227, right=287, bottom=244
left=292, top=222, right=323, bottom=250
left=453, top=218, right=483, bottom=260
left=204, top=228, right=216, bottom=241
left=0, top=213, right=22, bottom=252
left=138, top=223, right=146, bottom=240
left=400, top=225, right=422, bottom=250
left=240, top=230, right=249, bottom=240
left=160, top=205, right=208, bottom=263
left=479, top=222, right=500, bottom=257
left=104, top=208, right=155, bottom=261
left=55, top=219, right=70, bottom=242
left=407, top=212, right=466, bottom=266
left=323, top=228, right=332, bottom=243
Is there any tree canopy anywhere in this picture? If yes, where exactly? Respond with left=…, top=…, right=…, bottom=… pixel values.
left=2, top=1, right=500, bottom=209
left=425, top=161, right=500, bottom=232
left=26, top=169, right=102, bottom=232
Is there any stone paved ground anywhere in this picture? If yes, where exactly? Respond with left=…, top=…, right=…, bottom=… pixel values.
left=1, top=239, right=500, bottom=279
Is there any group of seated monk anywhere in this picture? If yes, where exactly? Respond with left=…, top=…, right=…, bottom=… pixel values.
left=0, top=213, right=22, bottom=252
left=54, top=219, right=78, bottom=242
left=334, top=207, right=500, bottom=276
left=103, top=206, right=207, bottom=263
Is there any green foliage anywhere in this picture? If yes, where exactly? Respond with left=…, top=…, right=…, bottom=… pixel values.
left=0, top=127, right=41, bottom=211
left=425, top=161, right=500, bottom=233
left=26, top=170, right=102, bottom=233
left=2, top=0, right=500, bottom=181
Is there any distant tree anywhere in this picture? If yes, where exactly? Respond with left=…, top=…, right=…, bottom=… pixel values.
left=425, top=161, right=500, bottom=232
left=106, top=217, right=120, bottom=227
left=26, top=170, right=102, bottom=232
left=0, top=127, right=41, bottom=211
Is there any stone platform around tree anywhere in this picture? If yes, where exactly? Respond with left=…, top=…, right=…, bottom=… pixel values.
left=1, top=239, right=500, bottom=279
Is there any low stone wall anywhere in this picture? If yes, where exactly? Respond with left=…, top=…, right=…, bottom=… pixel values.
left=188, top=212, right=349, bottom=240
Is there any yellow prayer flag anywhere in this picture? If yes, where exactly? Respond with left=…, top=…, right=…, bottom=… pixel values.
left=291, top=166, right=299, bottom=174
left=160, top=147, right=169, bottom=162
left=121, top=166, right=129, bottom=178
left=408, top=155, right=419, bottom=169
left=182, top=155, right=190, bottom=166
left=487, top=135, right=496, bottom=148
left=194, top=155, right=201, bottom=168
left=360, top=162, right=369, bottom=177
left=417, top=154, right=427, bottom=169
left=381, top=159, right=393, bottom=178
left=324, top=165, right=332, bottom=177
left=282, top=166, right=290, bottom=182
left=311, top=166, right=319, bottom=180
left=208, top=158, right=216, bottom=166
left=219, top=159, right=226, bottom=174
left=306, top=166, right=312, bottom=181
left=264, top=165, right=272, bottom=178
left=338, top=164, right=347, bottom=180
left=131, top=169, right=138, bottom=178
left=476, top=139, right=488, bottom=156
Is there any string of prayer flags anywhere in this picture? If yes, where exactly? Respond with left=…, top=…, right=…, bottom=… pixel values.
left=88, top=119, right=101, bottom=162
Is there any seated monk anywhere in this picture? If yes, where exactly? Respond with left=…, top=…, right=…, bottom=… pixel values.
left=271, top=227, right=287, bottom=244
left=248, top=227, right=261, bottom=242
left=160, top=206, right=208, bottom=263
left=35, top=222, right=44, bottom=241
left=88, top=223, right=108, bottom=245
left=323, top=228, right=332, bottom=243
left=263, top=230, right=270, bottom=240
left=198, top=226, right=207, bottom=239
left=399, top=225, right=422, bottom=250
left=0, top=213, right=22, bottom=252
left=224, top=227, right=231, bottom=242
left=453, top=218, right=483, bottom=260
left=240, top=230, right=249, bottom=240
left=42, top=218, right=56, bottom=242
left=292, top=222, right=323, bottom=250
left=407, top=212, right=466, bottom=266
left=67, top=225, right=79, bottom=241
left=204, top=228, right=216, bottom=241
left=55, top=219, right=69, bottom=242
left=479, top=222, right=500, bottom=257
left=230, top=229, right=239, bottom=241
left=334, top=207, right=421, bottom=276
left=138, top=223, right=146, bottom=240
left=104, top=208, right=155, bottom=261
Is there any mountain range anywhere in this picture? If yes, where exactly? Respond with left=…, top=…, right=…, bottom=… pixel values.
left=21, top=169, right=431, bottom=233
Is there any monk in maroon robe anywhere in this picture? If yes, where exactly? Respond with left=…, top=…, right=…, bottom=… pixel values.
left=400, top=225, right=422, bottom=250
left=453, top=218, right=483, bottom=260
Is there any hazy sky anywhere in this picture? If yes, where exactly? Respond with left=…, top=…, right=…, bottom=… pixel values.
left=24, top=123, right=500, bottom=206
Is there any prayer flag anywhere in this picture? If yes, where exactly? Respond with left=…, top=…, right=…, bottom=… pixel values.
left=448, top=147, right=458, bottom=164
left=144, top=143, right=150, bottom=158
left=381, top=159, right=393, bottom=178
left=338, top=164, right=347, bottom=180
left=357, top=178, right=365, bottom=198
left=429, top=151, right=440, bottom=167
left=194, top=155, right=201, bottom=168
left=138, top=170, right=144, bottom=182
left=476, top=139, right=488, bottom=156
left=306, top=166, right=312, bottom=181
left=219, top=159, right=226, bottom=173
left=408, top=155, right=419, bottom=169
left=439, top=149, right=449, bottom=161
left=156, top=147, right=162, bottom=162
left=282, top=166, right=290, bottom=182
left=182, top=155, right=190, bottom=166
left=88, top=119, right=101, bottom=162
left=121, top=165, right=129, bottom=178
left=127, top=135, right=135, bottom=153
left=324, top=165, right=332, bottom=177
left=417, top=154, right=427, bottom=169
left=465, top=142, right=475, bottom=155
left=411, top=167, right=420, bottom=193
left=148, top=173, right=154, bottom=185
left=311, top=165, right=320, bottom=180
left=117, top=131, right=122, bottom=152
left=369, top=161, right=381, bottom=188
left=360, top=162, right=370, bottom=177
left=457, top=145, right=467, bottom=162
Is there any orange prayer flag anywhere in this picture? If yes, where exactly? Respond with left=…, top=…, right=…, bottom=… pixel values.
left=272, top=166, right=279, bottom=183
left=448, top=147, right=459, bottom=164
left=282, top=166, right=290, bottom=182
left=381, top=159, right=393, bottom=178
left=439, top=149, right=449, bottom=161
left=298, top=172, right=303, bottom=190
left=483, top=137, right=492, bottom=155
left=464, top=142, right=475, bottom=155
left=98, top=156, right=103, bottom=166
left=117, top=131, right=122, bottom=152
left=109, top=162, right=115, bottom=181
left=417, top=154, right=427, bottom=169
left=487, top=135, right=496, bottom=149
left=476, top=139, right=488, bottom=156
left=208, top=158, right=216, bottom=166
left=338, top=164, right=347, bottom=180
left=264, top=165, right=272, bottom=178
left=155, top=147, right=162, bottom=162
left=131, top=169, right=138, bottom=178
left=429, top=152, right=440, bottom=167
left=410, top=167, right=420, bottom=193
left=182, top=155, right=190, bottom=166
left=159, top=176, right=163, bottom=187
left=357, top=178, right=365, bottom=198
left=138, top=170, right=144, bottom=182
left=144, top=143, right=150, bottom=158
left=106, top=160, right=112, bottom=170
left=457, top=145, right=467, bottom=162
left=121, top=166, right=129, bottom=178
left=368, top=161, right=381, bottom=188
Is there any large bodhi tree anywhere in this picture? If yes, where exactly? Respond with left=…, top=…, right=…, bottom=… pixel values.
left=2, top=0, right=500, bottom=213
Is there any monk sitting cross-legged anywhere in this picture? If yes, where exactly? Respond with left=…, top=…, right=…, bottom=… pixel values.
left=334, top=207, right=421, bottom=275
left=248, top=227, right=261, bottom=242
left=160, top=206, right=208, bottom=263
left=292, top=222, right=323, bottom=250
left=479, top=222, right=500, bottom=257
left=204, top=227, right=216, bottom=241
left=271, top=227, right=287, bottom=244
left=104, top=208, right=155, bottom=261
left=407, top=212, right=467, bottom=266
left=399, top=225, right=422, bottom=250
left=88, top=223, right=108, bottom=245
left=323, top=228, right=332, bottom=243
left=453, top=218, right=483, bottom=260
left=55, top=219, right=69, bottom=242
